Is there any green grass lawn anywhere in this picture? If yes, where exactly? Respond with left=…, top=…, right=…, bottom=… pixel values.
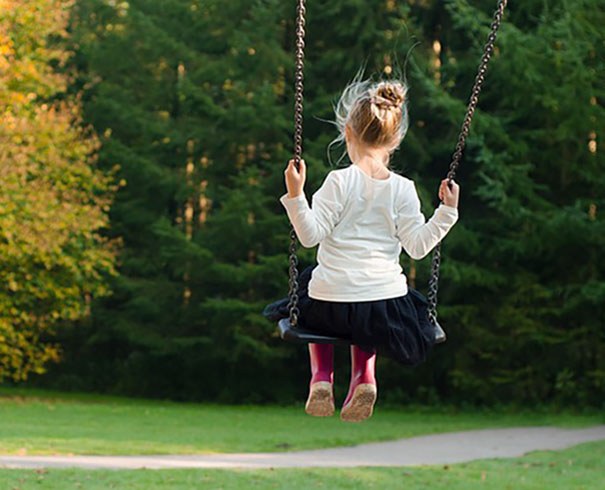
left=1, top=388, right=603, bottom=456
left=0, top=440, right=603, bottom=489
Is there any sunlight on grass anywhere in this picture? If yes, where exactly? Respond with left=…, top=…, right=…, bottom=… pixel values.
left=1, top=388, right=602, bottom=456
left=0, top=441, right=603, bottom=489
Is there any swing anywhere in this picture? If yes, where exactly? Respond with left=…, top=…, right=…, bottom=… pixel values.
left=279, top=0, right=508, bottom=345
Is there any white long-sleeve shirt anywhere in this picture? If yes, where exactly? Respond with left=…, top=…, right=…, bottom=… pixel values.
left=280, top=163, right=459, bottom=301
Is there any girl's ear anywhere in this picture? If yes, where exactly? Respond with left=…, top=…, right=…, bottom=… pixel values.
left=344, top=124, right=352, bottom=142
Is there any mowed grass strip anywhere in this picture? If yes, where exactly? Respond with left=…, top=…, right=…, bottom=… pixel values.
left=0, top=441, right=603, bottom=489
left=1, top=388, right=602, bottom=456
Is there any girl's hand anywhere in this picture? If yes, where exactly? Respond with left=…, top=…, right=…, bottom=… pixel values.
left=285, top=158, right=306, bottom=198
left=439, top=179, right=460, bottom=208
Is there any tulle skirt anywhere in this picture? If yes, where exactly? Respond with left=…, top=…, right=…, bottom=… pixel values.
left=263, top=264, right=436, bottom=366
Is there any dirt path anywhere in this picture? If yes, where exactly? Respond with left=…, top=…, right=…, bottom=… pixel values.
left=1, top=426, right=604, bottom=470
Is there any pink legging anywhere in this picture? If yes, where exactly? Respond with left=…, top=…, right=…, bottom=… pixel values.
left=308, top=343, right=376, bottom=402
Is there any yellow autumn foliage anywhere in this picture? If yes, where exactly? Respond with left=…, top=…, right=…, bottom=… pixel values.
left=0, top=0, right=118, bottom=382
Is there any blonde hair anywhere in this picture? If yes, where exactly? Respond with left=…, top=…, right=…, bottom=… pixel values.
left=328, top=70, right=409, bottom=166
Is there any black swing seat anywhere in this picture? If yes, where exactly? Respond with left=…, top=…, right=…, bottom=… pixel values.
left=277, top=318, right=352, bottom=345
left=278, top=318, right=447, bottom=345
left=432, top=321, right=447, bottom=344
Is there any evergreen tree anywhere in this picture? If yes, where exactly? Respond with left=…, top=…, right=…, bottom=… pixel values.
left=406, top=0, right=604, bottom=404
left=45, top=0, right=300, bottom=400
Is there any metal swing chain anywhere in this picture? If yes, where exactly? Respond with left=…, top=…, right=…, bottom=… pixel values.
left=286, top=0, right=307, bottom=328
left=426, top=0, right=508, bottom=327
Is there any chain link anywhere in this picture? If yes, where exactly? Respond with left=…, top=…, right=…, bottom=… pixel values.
left=287, top=0, right=306, bottom=328
left=427, top=0, right=508, bottom=327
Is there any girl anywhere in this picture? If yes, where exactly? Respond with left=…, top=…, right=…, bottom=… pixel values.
left=264, top=77, right=460, bottom=422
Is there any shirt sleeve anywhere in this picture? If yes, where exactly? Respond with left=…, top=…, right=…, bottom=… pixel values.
left=279, top=171, right=344, bottom=248
left=395, top=180, right=459, bottom=260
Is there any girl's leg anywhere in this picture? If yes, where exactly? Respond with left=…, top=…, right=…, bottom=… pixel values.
left=340, top=345, right=377, bottom=422
left=305, top=343, right=335, bottom=417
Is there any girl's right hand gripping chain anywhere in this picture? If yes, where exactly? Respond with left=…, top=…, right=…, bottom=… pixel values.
left=439, top=179, right=460, bottom=208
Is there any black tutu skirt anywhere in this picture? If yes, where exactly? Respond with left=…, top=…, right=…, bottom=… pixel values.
left=263, top=264, right=436, bottom=367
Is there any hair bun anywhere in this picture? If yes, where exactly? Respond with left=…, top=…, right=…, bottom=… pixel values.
left=370, top=82, right=406, bottom=110
left=331, top=71, right=409, bottom=155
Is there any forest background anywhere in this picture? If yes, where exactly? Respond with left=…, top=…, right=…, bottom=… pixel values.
left=0, top=0, right=603, bottom=407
